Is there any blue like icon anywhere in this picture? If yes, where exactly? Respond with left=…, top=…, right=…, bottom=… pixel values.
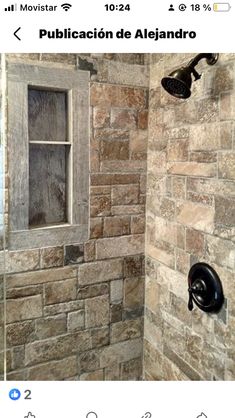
left=9, top=388, right=21, bottom=400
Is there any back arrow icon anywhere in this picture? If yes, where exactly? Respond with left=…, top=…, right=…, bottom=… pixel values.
left=14, top=27, right=21, bottom=40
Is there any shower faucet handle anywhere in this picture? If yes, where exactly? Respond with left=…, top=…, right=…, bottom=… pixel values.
left=188, top=282, right=206, bottom=311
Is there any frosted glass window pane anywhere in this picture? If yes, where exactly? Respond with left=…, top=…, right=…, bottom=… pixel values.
left=29, top=144, right=67, bottom=227
left=28, top=89, right=67, bottom=142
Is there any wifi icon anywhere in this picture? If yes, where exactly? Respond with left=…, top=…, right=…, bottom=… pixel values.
left=61, top=3, right=72, bottom=11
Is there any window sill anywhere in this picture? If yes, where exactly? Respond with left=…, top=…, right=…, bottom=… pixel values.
left=9, top=224, right=88, bottom=251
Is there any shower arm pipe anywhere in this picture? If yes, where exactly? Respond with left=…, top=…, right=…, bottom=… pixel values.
left=186, top=53, right=219, bottom=81
left=187, top=53, right=218, bottom=70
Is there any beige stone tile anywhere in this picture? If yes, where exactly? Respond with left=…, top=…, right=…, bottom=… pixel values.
left=6, top=295, right=43, bottom=324
left=79, top=259, right=123, bottom=285
left=85, top=295, right=110, bottom=328
left=96, top=235, right=144, bottom=259
left=177, top=201, right=214, bottom=234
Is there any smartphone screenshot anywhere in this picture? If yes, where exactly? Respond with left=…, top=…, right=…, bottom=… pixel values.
left=0, top=1, right=234, bottom=417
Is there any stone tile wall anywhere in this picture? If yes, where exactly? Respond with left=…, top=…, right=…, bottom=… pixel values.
left=144, top=53, right=235, bottom=380
left=0, top=53, right=148, bottom=380
left=0, top=54, right=5, bottom=379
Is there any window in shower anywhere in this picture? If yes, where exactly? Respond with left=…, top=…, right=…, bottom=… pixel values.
left=28, top=88, right=69, bottom=227
left=7, top=63, right=89, bottom=250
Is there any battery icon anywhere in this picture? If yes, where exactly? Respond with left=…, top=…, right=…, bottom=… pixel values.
left=213, top=3, right=231, bottom=11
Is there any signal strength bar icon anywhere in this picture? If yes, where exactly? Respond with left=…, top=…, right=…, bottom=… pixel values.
left=5, top=4, right=17, bottom=11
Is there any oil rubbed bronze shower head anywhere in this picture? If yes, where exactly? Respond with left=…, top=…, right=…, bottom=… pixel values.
left=161, top=53, right=219, bottom=99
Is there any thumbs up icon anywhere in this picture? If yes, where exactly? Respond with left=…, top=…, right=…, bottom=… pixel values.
left=197, top=413, right=207, bottom=418
left=24, top=413, right=35, bottom=418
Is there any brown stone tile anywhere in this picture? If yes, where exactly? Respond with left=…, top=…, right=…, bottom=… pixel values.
left=110, top=303, right=123, bottom=323
left=67, top=310, right=85, bottom=332
left=41, top=246, right=64, bottom=269
left=214, top=64, right=234, bottom=94
left=163, top=345, right=202, bottom=380
left=6, top=321, right=35, bottom=347
left=120, top=356, right=142, bottom=380
left=90, top=84, right=147, bottom=108
left=187, top=177, right=235, bottom=196
left=6, top=296, right=43, bottom=324
left=190, top=151, right=217, bottom=163
left=25, top=331, right=91, bottom=366
left=94, top=127, right=129, bottom=141
left=131, top=215, right=145, bottom=234
left=84, top=241, right=96, bottom=262
left=103, top=216, right=130, bottom=237
left=79, top=259, right=123, bottom=285
left=124, top=255, right=143, bottom=278
left=220, top=122, right=233, bottom=149
left=80, top=369, right=104, bottom=380
left=168, top=162, right=216, bottom=177
left=90, top=218, right=103, bottom=239
left=138, top=110, right=148, bottom=129
left=96, top=234, right=144, bottom=259
left=167, top=139, right=189, bottom=162
left=93, top=107, right=110, bottom=128
left=44, top=300, right=84, bottom=316
left=100, top=338, right=142, bottom=368
left=78, top=283, right=109, bottom=300
left=186, top=228, right=205, bottom=256
left=187, top=192, right=213, bottom=206
left=160, top=198, right=175, bottom=221
left=90, top=195, right=111, bottom=217
left=91, top=186, right=111, bottom=196
left=85, top=295, right=110, bottom=328
left=111, top=205, right=145, bottom=216
left=111, top=109, right=137, bottom=129
left=27, top=356, right=78, bottom=380
left=5, top=250, right=40, bottom=274
left=205, top=235, right=235, bottom=270
left=79, top=350, right=100, bottom=373
left=35, top=315, right=67, bottom=339
left=176, top=249, right=190, bottom=275
left=111, top=184, right=139, bottom=206
left=218, top=152, right=235, bottom=180
left=177, top=225, right=185, bottom=249
left=6, top=266, right=77, bottom=288
left=91, top=327, right=110, bottom=348
left=6, top=285, right=43, bottom=299
left=101, top=160, right=146, bottom=173
left=195, top=97, right=219, bottom=123
left=215, top=196, right=235, bottom=227
left=145, top=275, right=160, bottom=314
left=110, top=280, right=123, bottom=303
left=44, top=279, right=77, bottom=305
left=130, top=130, right=148, bottom=158
left=124, top=277, right=144, bottom=309
left=90, top=173, right=139, bottom=186
left=172, top=177, right=186, bottom=200
left=111, top=318, right=143, bottom=343
left=100, top=139, right=129, bottom=161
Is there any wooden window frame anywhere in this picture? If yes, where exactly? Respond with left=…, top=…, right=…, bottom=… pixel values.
left=8, top=63, right=89, bottom=250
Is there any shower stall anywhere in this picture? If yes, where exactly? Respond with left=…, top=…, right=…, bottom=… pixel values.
left=0, top=53, right=234, bottom=381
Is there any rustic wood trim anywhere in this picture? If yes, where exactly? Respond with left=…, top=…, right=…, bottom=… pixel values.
left=8, top=63, right=89, bottom=90
left=9, top=224, right=88, bottom=250
left=8, top=80, right=29, bottom=231
left=8, top=63, right=90, bottom=250
left=72, top=88, right=90, bottom=226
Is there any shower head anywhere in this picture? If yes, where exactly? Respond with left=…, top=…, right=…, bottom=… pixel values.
left=161, top=67, right=192, bottom=99
left=161, top=53, right=219, bottom=99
